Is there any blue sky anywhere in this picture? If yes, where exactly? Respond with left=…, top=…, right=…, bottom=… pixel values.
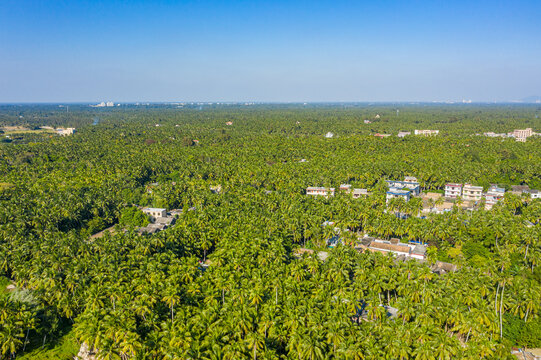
left=1, top=0, right=540, bottom=102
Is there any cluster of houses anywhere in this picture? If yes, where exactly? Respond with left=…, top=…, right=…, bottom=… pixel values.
left=385, top=177, right=421, bottom=202
left=306, top=184, right=370, bottom=198
left=445, top=183, right=540, bottom=209
left=384, top=176, right=539, bottom=211
left=308, top=175, right=539, bottom=212
left=357, top=236, right=427, bottom=260
left=306, top=174, right=539, bottom=212
left=38, top=126, right=76, bottom=136
left=386, top=178, right=539, bottom=212
left=375, top=129, right=439, bottom=138
left=326, top=234, right=457, bottom=274
left=138, top=207, right=180, bottom=234
left=483, top=128, right=538, bottom=142
left=91, top=101, right=115, bottom=107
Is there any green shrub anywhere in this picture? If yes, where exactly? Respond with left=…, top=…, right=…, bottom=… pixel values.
left=119, top=206, right=149, bottom=227
left=504, top=314, right=541, bottom=348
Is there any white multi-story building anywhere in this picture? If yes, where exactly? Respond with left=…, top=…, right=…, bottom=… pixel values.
left=386, top=180, right=420, bottom=196
left=386, top=189, right=411, bottom=203
left=445, top=183, right=463, bottom=198
left=397, top=131, right=411, bottom=138
left=352, top=188, right=369, bottom=198
left=462, top=184, right=483, bottom=202
left=512, top=128, right=533, bottom=139
left=56, top=128, right=76, bottom=136
left=306, top=187, right=335, bottom=197
left=485, top=185, right=505, bottom=209
left=414, top=129, right=439, bottom=136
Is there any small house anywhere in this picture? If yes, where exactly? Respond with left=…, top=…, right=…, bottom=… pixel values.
left=142, top=208, right=167, bottom=222
left=306, top=187, right=335, bottom=197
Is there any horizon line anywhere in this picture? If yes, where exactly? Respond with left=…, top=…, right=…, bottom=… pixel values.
left=1, top=100, right=541, bottom=105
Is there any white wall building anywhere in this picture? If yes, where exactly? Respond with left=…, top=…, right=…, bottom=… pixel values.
left=414, top=129, right=439, bottom=136
left=512, top=128, right=533, bottom=139
left=462, top=184, right=483, bottom=202
left=386, top=189, right=411, bottom=203
left=386, top=180, right=420, bottom=196
left=485, top=185, right=505, bottom=209
left=352, top=188, right=369, bottom=198
left=56, top=128, right=76, bottom=136
left=368, top=239, right=427, bottom=260
left=306, top=187, right=335, bottom=197
left=445, top=183, right=463, bottom=198
left=142, top=208, right=167, bottom=222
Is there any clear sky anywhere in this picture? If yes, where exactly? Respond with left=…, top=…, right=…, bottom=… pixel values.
left=1, top=0, right=540, bottom=103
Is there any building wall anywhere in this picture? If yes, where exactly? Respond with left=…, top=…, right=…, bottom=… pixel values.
left=306, top=188, right=335, bottom=197
left=445, top=185, right=462, bottom=198
left=142, top=208, right=167, bottom=222
left=462, top=186, right=483, bottom=201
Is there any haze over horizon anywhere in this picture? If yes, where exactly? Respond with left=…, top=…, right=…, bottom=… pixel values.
left=1, top=0, right=540, bottom=103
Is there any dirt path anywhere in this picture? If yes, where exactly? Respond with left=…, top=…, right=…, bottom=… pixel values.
left=90, top=225, right=117, bottom=239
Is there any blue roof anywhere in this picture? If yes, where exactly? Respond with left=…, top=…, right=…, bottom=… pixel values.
left=386, top=180, right=420, bottom=186
left=387, top=190, right=411, bottom=195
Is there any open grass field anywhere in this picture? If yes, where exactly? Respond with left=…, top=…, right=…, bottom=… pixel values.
left=16, top=328, right=79, bottom=360
left=1, top=127, right=55, bottom=135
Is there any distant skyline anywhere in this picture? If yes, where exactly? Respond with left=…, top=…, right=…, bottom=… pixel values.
left=1, top=0, right=541, bottom=103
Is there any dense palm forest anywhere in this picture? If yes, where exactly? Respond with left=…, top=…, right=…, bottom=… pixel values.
left=0, top=103, right=540, bottom=359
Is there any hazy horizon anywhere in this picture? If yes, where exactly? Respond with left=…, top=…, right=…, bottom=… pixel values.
left=1, top=0, right=541, bottom=103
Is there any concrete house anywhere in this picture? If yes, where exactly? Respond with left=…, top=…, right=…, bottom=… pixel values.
left=306, top=187, right=335, bottom=197
left=511, top=128, right=533, bottom=142
left=339, top=184, right=352, bottom=192
left=367, top=239, right=427, bottom=260
left=414, top=129, right=439, bottom=136
left=445, top=183, right=463, bottom=198
left=56, top=128, right=76, bottom=136
left=352, top=188, right=370, bottom=198
left=529, top=189, right=540, bottom=199
left=462, top=184, right=483, bottom=202
left=386, top=189, right=411, bottom=202
left=386, top=180, right=420, bottom=196
left=142, top=208, right=167, bottom=222
left=511, top=185, right=530, bottom=195
left=404, top=176, right=418, bottom=183
left=485, top=185, right=505, bottom=209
